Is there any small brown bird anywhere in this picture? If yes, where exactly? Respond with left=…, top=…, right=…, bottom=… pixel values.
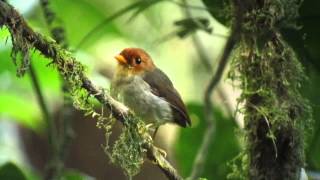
left=111, top=48, right=191, bottom=133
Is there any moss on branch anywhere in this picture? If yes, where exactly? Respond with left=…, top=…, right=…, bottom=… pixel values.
left=228, top=0, right=312, bottom=179
left=0, top=1, right=182, bottom=179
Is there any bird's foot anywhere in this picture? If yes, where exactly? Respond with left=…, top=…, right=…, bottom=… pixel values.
left=149, top=146, right=168, bottom=165
left=145, top=123, right=158, bottom=139
left=155, top=146, right=167, bottom=158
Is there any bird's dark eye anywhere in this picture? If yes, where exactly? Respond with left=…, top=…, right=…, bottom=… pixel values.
left=135, top=57, right=142, bottom=64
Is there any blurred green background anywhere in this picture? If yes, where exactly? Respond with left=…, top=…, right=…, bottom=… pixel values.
left=0, top=0, right=319, bottom=179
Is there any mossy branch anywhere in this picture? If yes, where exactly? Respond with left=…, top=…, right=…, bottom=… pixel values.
left=0, top=1, right=182, bottom=180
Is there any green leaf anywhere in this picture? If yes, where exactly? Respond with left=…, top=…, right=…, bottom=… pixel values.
left=201, top=0, right=231, bottom=26
left=62, top=170, right=92, bottom=180
left=175, top=103, right=240, bottom=179
left=50, top=0, right=121, bottom=48
left=174, top=17, right=212, bottom=38
left=0, top=162, right=27, bottom=180
left=0, top=27, right=10, bottom=40
left=0, top=93, right=43, bottom=131
left=304, top=70, right=320, bottom=170
left=281, top=0, right=320, bottom=171
left=0, top=32, right=61, bottom=131
left=127, top=0, right=165, bottom=21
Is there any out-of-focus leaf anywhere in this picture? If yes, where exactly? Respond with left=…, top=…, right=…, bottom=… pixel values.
left=0, top=27, right=10, bottom=42
left=0, top=162, right=27, bottom=180
left=175, top=103, right=240, bottom=179
left=303, top=70, right=320, bottom=170
left=174, top=17, right=212, bottom=38
left=50, top=0, right=121, bottom=48
left=0, top=93, right=43, bottom=131
left=202, top=0, right=231, bottom=26
left=0, top=28, right=61, bottom=132
left=75, top=0, right=144, bottom=49
left=76, top=0, right=165, bottom=49
left=281, top=0, right=320, bottom=70
left=280, top=0, right=320, bottom=171
left=0, top=50, right=58, bottom=131
left=62, top=170, right=92, bottom=180
left=127, top=0, right=165, bottom=21
left=0, top=36, right=61, bottom=93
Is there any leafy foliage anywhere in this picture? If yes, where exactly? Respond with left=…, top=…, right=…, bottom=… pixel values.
left=280, top=0, right=320, bottom=172
left=176, top=103, right=240, bottom=179
left=0, top=162, right=27, bottom=180
left=109, top=117, right=150, bottom=178
left=0, top=28, right=60, bottom=131
left=61, top=170, right=92, bottom=180
left=49, top=0, right=121, bottom=48
left=174, top=17, right=212, bottom=38
left=201, top=0, right=231, bottom=26
left=0, top=0, right=319, bottom=179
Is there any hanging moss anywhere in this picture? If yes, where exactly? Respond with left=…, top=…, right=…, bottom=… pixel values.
left=5, top=25, right=31, bottom=77
left=5, top=17, right=150, bottom=178
left=228, top=0, right=312, bottom=179
left=109, top=116, right=150, bottom=178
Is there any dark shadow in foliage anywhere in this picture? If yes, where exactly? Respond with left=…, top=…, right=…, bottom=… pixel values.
left=175, top=103, right=240, bottom=179
left=201, top=0, right=231, bottom=26
left=0, top=162, right=27, bottom=180
left=281, top=0, right=320, bottom=171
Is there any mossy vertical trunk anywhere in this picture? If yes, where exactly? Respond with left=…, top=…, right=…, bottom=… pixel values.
left=229, top=1, right=311, bottom=180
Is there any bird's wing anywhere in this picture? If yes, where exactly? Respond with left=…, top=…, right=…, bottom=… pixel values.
left=143, top=68, right=191, bottom=127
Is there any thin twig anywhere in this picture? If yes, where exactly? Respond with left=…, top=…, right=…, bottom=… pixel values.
left=29, top=62, right=61, bottom=180
left=40, top=0, right=68, bottom=48
left=185, top=0, right=242, bottom=178
left=0, top=2, right=182, bottom=179
left=166, top=0, right=210, bottom=11
left=39, top=0, right=71, bottom=179
left=75, top=0, right=146, bottom=50
left=76, top=0, right=211, bottom=50
left=29, top=62, right=56, bottom=148
left=180, top=1, right=234, bottom=120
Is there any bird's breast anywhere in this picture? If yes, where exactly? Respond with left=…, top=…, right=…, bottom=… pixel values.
left=111, top=75, right=173, bottom=125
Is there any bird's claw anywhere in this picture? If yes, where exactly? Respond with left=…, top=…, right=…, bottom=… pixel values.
left=156, top=147, right=167, bottom=158
left=150, top=146, right=167, bottom=165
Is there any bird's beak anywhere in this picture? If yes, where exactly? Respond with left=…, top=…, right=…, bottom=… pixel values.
left=115, top=54, right=127, bottom=65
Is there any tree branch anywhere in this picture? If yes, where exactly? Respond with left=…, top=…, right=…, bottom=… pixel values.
left=185, top=0, right=242, bottom=179
left=0, top=2, right=182, bottom=180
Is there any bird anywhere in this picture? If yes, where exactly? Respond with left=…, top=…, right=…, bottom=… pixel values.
left=111, top=48, right=191, bottom=136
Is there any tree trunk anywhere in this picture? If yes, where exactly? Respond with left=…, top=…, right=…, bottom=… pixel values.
left=230, top=1, right=312, bottom=179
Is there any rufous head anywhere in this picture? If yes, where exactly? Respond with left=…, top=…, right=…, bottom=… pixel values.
left=115, top=48, right=155, bottom=74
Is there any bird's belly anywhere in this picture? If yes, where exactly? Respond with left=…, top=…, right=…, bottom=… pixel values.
left=114, top=78, right=173, bottom=125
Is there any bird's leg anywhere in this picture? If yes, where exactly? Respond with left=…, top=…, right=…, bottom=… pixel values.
left=145, top=124, right=166, bottom=157
left=145, top=124, right=160, bottom=140
left=152, top=126, right=159, bottom=139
